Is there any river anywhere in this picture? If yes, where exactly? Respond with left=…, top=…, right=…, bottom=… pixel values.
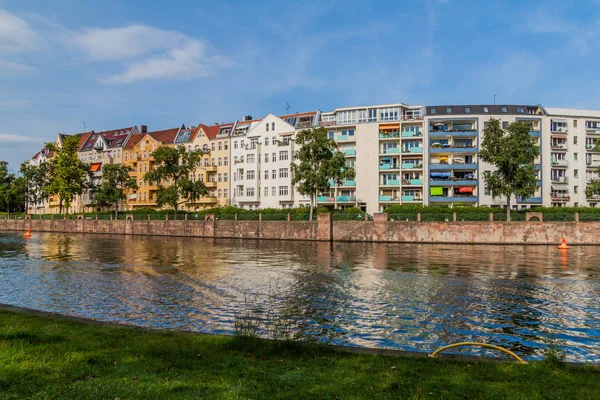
left=1, top=232, right=599, bottom=362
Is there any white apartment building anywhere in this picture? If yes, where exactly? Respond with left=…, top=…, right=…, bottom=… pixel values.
left=231, top=112, right=318, bottom=209
left=317, top=103, right=425, bottom=214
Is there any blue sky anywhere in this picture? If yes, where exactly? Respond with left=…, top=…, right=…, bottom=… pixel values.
left=2, top=0, right=600, bottom=170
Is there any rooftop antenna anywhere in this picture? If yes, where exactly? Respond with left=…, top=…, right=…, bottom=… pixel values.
left=493, top=94, right=497, bottom=105
left=286, top=102, right=291, bottom=113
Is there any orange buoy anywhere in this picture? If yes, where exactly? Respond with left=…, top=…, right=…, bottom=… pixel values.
left=558, top=237, right=569, bottom=250
left=24, top=228, right=31, bottom=238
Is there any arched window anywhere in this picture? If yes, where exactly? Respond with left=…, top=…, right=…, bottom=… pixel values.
left=202, top=144, right=209, bottom=153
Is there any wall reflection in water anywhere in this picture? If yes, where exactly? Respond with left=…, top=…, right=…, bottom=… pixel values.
left=1, top=232, right=599, bottom=362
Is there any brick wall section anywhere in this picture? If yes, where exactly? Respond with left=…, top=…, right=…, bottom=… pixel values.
left=3, top=215, right=600, bottom=244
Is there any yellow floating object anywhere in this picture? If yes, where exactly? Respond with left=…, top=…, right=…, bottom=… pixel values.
left=429, top=342, right=528, bottom=364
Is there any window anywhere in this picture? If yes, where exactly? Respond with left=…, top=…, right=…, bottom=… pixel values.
left=264, top=153, right=269, bottom=163
left=264, top=170, right=269, bottom=179
left=574, top=120, right=578, bottom=128
left=279, top=168, right=288, bottom=178
left=368, top=108, right=377, bottom=122
left=272, top=169, right=276, bottom=179
left=465, top=107, right=471, bottom=113
left=337, top=110, right=357, bottom=124
left=211, top=158, right=215, bottom=166
left=272, top=152, right=276, bottom=162
left=517, top=108, right=524, bottom=113
left=240, top=140, right=245, bottom=148
left=272, top=187, right=276, bottom=196
left=224, top=157, right=228, bottom=166
left=218, top=189, right=222, bottom=198
left=271, top=122, right=275, bottom=131
left=574, top=136, right=578, bottom=145
left=211, top=143, right=215, bottom=151
left=272, top=137, right=277, bottom=145
left=328, top=131, right=334, bottom=140
left=266, top=123, right=269, bottom=132
left=279, top=150, right=289, bottom=161
left=575, top=169, right=579, bottom=178
left=218, top=173, right=222, bottom=182
left=446, top=107, right=452, bottom=114
left=224, top=189, right=227, bottom=198
left=218, top=142, right=222, bottom=150
left=234, top=141, right=238, bottom=149
left=483, top=107, right=489, bottom=113
left=358, top=109, right=367, bottom=123
left=501, top=107, right=507, bottom=113
left=218, top=157, right=222, bottom=166
left=575, top=186, right=579, bottom=194
left=247, top=154, right=255, bottom=163
left=379, top=107, right=399, bottom=121
left=484, top=121, right=489, bottom=128
left=204, top=158, right=209, bottom=166
left=279, top=186, right=289, bottom=196
left=224, top=142, right=228, bottom=150
left=574, top=153, right=578, bottom=161
left=246, top=188, right=255, bottom=196
left=264, top=187, right=269, bottom=196
left=224, top=173, right=228, bottom=182
left=430, top=108, right=436, bottom=115
left=246, top=170, right=255, bottom=180
left=502, top=121, right=508, bottom=129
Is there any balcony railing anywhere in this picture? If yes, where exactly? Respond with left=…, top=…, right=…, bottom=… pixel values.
left=429, top=129, right=478, bottom=137
left=379, top=195, right=398, bottom=201
left=379, top=132, right=400, bottom=139
left=551, top=194, right=570, bottom=202
left=586, top=145, right=599, bottom=152
left=379, top=163, right=399, bottom=170
left=429, top=163, right=477, bottom=170
left=401, top=195, right=423, bottom=202
left=380, top=147, right=400, bottom=154
left=587, top=194, right=600, bottom=201
left=343, top=149, right=356, bottom=156
left=551, top=177, right=569, bottom=184
left=429, top=196, right=478, bottom=203
left=401, top=131, right=423, bottom=137
left=402, top=147, right=423, bottom=154
left=319, top=121, right=337, bottom=127
left=317, top=196, right=335, bottom=202
left=337, top=196, right=357, bottom=202
left=381, top=179, right=400, bottom=186
left=401, top=162, right=423, bottom=169
left=337, top=134, right=356, bottom=141
left=551, top=143, right=568, bottom=151
left=551, top=160, right=569, bottom=167
left=403, top=178, right=423, bottom=185
left=342, top=180, right=356, bottom=187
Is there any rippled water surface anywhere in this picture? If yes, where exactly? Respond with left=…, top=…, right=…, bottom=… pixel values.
left=1, top=232, right=599, bottom=362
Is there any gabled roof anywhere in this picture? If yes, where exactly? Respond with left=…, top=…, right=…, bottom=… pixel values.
left=206, top=122, right=235, bottom=139
left=124, top=132, right=145, bottom=149
left=79, top=127, right=136, bottom=152
left=147, top=128, right=180, bottom=144
left=278, top=111, right=318, bottom=129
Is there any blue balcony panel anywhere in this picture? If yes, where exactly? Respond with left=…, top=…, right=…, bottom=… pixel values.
left=401, top=131, right=422, bottom=137
left=317, top=196, right=333, bottom=203
left=381, top=147, right=400, bottom=154
left=342, top=180, right=356, bottom=187
left=401, top=195, right=423, bottom=202
left=402, top=162, right=423, bottom=169
left=429, top=130, right=478, bottom=137
left=429, top=163, right=478, bottom=170
left=429, top=180, right=478, bottom=186
left=429, top=196, right=478, bottom=203
left=409, top=179, right=423, bottom=185
left=529, top=131, right=541, bottom=137
left=379, top=164, right=399, bottom=170
left=517, top=197, right=543, bottom=204
left=343, top=149, right=356, bottom=156
left=430, top=147, right=477, bottom=154
left=379, top=195, right=394, bottom=201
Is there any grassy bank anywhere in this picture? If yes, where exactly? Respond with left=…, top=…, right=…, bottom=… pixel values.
left=0, top=310, right=598, bottom=399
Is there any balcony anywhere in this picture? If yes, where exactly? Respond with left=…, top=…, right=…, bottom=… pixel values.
left=337, top=134, right=356, bottom=141
left=429, top=130, right=478, bottom=138
left=379, top=132, right=400, bottom=139
left=529, top=130, right=541, bottom=137
left=517, top=197, right=543, bottom=204
left=401, top=195, right=422, bottom=202
left=586, top=145, right=599, bottom=152
left=429, top=196, right=478, bottom=203
left=587, top=194, right=600, bottom=202
left=342, top=149, right=356, bottom=156
left=429, top=179, right=478, bottom=186
left=379, top=195, right=398, bottom=202
left=337, top=196, right=357, bottom=202
left=379, top=163, right=399, bottom=170
left=342, top=180, right=356, bottom=187
left=586, top=127, right=600, bottom=135
left=317, top=196, right=335, bottom=203
left=551, top=128, right=568, bottom=135
left=429, top=163, right=478, bottom=170
left=551, top=194, right=570, bottom=202
left=380, top=147, right=400, bottom=154
left=551, top=143, right=568, bottom=151
left=402, top=147, right=423, bottom=154
left=204, top=181, right=217, bottom=188
left=430, top=146, right=477, bottom=154
left=403, top=178, right=423, bottom=185
left=587, top=161, right=600, bottom=168
left=401, top=131, right=423, bottom=138
left=381, top=179, right=400, bottom=186
left=197, top=197, right=218, bottom=204
left=551, top=160, right=569, bottom=167
left=401, top=162, right=423, bottom=169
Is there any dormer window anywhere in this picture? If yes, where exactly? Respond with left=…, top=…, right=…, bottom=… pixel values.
left=501, top=107, right=507, bottom=113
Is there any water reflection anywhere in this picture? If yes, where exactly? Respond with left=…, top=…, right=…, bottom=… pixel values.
left=1, top=232, right=600, bottom=362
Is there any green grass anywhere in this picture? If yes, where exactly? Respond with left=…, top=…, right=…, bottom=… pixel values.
left=0, top=310, right=599, bottom=399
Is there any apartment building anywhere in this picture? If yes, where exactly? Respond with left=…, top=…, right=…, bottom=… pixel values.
left=231, top=112, right=318, bottom=209
left=317, top=103, right=424, bottom=214
left=424, top=105, right=545, bottom=209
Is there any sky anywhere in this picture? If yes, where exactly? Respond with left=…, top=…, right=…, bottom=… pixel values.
left=2, top=0, right=600, bottom=170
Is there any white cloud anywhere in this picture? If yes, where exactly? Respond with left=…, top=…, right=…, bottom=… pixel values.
left=0, top=59, right=36, bottom=74
left=70, top=25, right=230, bottom=83
left=0, top=9, right=38, bottom=53
left=0, top=133, right=44, bottom=144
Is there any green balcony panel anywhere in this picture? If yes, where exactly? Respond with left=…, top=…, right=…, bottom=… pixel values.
left=430, top=187, right=444, bottom=196
left=401, top=195, right=415, bottom=201
left=379, top=195, right=392, bottom=201
left=382, top=179, right=400, bottom=185
left=409, top=179, right=423, bottom=185
left=317, top=196, right=330, bottom=202
left=343, top=149, right=356, bottom=155
left=409, top=147, right=423, bottom=153
left=382, top=147, right=400, bottom=154
left=343, top=180, right=356, bottom=186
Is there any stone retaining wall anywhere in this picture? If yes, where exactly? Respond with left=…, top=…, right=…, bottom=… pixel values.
left=2, top=213, right=600, bottom=245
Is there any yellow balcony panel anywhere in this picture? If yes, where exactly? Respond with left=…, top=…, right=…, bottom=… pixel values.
left=197, top=197, right=218, bottom=204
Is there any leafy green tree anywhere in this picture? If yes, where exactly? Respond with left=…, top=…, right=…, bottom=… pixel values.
left=91, top=164, right=138, bottom=218
left=479, top=119, right=538, bottom=221
left=290, top=127, right=356, bottom=220
left=144, top=145, right=207, bottom=214
left=0, top=161, right=15, bottom=214
left=585, top=140, right=600, bottom=201
left=19, top=161, right=50, bottom=212
left=45, top=135, right=90, bottom=215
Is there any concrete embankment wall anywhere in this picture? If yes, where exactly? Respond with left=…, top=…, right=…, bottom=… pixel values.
left=2, top=214, right=599, bottom=245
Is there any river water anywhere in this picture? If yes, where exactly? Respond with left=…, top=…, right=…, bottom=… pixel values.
left=1, top=232, right=599, bottom=362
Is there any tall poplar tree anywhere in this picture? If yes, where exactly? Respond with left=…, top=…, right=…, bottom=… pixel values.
left=291, top=127, right=355, bottom=221
left=479, top=119, right=538, bottom=221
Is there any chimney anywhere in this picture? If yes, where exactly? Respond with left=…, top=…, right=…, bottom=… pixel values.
left=141, top=125, right=147, bottom=133
left=243, top=115, right=252, bottom=121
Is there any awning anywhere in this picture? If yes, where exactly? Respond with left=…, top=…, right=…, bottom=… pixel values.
left=90, top=163, right=101, bottom=172
left=458, top=187, right=473, bottom=193
left=430, top=187, right=443, bottom=195
left=439, top=156, right=449, bottom=161
left=379, top=123, right=400, bottom=129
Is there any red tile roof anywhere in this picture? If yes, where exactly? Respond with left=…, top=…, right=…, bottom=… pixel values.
left=279, top=111, right=317, bottom=119
left=124, top=132, right=145, bottom=149
left=79, top=127, right=135, bottom=151
left=76, top=132, right=93, bottom=150
left=148, top=128, right=180, bottom=144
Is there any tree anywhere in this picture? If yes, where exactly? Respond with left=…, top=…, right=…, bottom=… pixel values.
left=19, top=161, right=50, bottom=212
left=290, top=127, right=356, bottom=221
left=91, top=164, right=138, bottom=218
left=45, top=135, right=90, bottom=215
left=585, top=141, right=600, bottom=201
left=0, top=161, right=25, bottom=215
left=144, top=145, right=208, bottom=214
left=479, top=119, right=538, bottom=221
